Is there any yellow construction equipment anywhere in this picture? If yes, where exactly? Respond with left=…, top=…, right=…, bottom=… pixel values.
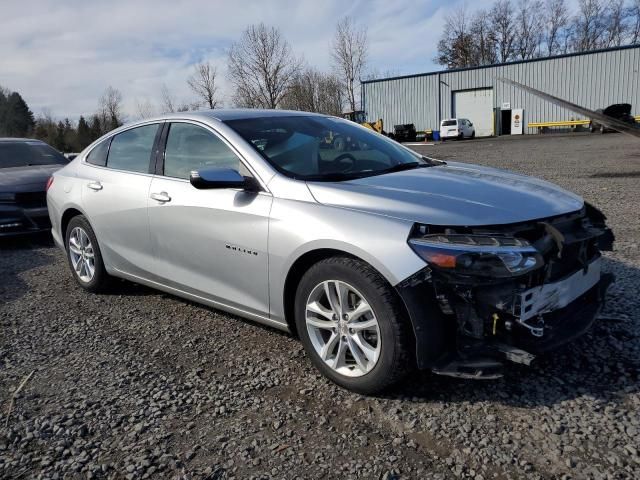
left=342, top=110, right=385, bottom=134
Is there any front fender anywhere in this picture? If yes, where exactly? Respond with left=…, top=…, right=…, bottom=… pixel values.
left=267, top=197, right=426, bottom=323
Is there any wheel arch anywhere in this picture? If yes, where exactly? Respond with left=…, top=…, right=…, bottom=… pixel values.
left=282, top=247, right=413, bottom=341
left=60, top=206, right=88, bottom=243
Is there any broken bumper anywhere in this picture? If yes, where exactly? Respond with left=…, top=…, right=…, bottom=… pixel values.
left=397, top=270, right=613, bottom=378
left=396, top=205, right=615, bottom=379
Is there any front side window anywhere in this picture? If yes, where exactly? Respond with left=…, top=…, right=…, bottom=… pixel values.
left=106, top=124, right=158, bottom=173
left=163, top=123, right=241, bottom=179
left=225, top=115, right=426, bottom=181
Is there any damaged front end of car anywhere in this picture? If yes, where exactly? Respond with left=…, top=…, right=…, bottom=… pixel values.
left=396, top=203, right=615, bottom=379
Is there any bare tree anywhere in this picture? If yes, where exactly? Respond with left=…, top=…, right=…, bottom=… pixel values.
left=362, top=68, right=401, bottom=81
left=135, top=98, right=156, bottom=119
left=631, top=0, right=640, bottom=44
left=281, top=67, right=343, bottom=115
left=98, top=86, right=124, bottom=131
left=545, top=0, right=570, bottom=55
left=602, top=0, right=627, bottom=47
left=160, top=84, right=176, bottom=113
left=491, top=0, right=517, bottom=62
left=228, top=23, right=301, bottom=109
left=435, top=6, right=475, bottom=68
left=572, top=0, right=607, bottom=51
left=187, top=61, right=220, bottom=109
left=471, top=9, right=498, bottom=65
left=331, top=17, right=368, bottom=112
left=159, top=84, right=191, bottom=113
left=515, top=0, right=545, bottom=59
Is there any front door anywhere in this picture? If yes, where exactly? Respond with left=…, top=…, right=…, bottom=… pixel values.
left=147, top=121, right=272, bottom=317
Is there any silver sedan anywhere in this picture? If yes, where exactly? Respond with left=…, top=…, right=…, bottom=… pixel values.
left=47, top=110, right=613, bottom=393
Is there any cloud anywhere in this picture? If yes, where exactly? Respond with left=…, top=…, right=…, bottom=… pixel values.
left=0, top=0, right=464, bottom=120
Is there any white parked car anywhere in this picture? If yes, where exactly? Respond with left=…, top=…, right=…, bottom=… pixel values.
left=440, top=118, right=475, bottom=141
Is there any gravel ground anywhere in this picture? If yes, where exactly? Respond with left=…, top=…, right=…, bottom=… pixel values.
left=1, top=132, right=639, bottom=479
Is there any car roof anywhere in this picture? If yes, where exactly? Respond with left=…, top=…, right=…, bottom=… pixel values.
left=0, top=137, right=47, bottom=143
left=106, top=109, right=336, bottom=139
left=161, top=109, right=327, bottom=122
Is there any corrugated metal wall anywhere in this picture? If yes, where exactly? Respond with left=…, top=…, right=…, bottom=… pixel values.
left=362, top=46, right=640, bottom=133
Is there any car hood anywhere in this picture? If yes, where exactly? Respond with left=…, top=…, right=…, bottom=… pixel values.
left=306, top=162, right=584, bottom=226
left=0, top=164, right=62, bottom=192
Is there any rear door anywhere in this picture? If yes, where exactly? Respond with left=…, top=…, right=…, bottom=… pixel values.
left=80, top=122, right=162, bottom=277
left=147, top=121, right=272, bottom=317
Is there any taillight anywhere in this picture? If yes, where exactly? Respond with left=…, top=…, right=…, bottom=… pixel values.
left=46, top=177, right=54, bottom=191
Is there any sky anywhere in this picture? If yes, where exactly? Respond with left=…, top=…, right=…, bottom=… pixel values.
left=1, top=0, right=474, bottom=120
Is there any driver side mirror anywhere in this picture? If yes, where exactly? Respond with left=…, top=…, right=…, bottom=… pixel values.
left=190, top=167, right=258, bottom=191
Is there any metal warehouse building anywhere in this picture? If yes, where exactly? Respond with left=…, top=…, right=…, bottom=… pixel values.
left=362, top=44, right=640, bottom=137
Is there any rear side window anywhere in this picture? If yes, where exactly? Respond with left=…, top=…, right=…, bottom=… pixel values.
left=86, top=139, right=110, bottom=166
left=163, top=123, right=241, bottom=179
left=106, top=124, right=158, bottom=173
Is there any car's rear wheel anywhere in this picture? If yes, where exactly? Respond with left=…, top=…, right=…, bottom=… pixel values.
left=294, top=256, right=411, bottom=394
left=65, top=215, right=111, bottom=292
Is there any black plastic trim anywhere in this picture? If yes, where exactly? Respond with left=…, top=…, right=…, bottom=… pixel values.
left=395, top=268, right=449, bottom=369
left=153, top=122, right=169, bottom=175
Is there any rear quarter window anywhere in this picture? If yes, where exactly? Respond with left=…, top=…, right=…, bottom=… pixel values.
left=86, top=139, right=110, bottom=167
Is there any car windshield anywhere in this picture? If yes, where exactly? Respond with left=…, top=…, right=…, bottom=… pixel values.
left=441, top=120, right=457, bottom=126
left=0, top=141, right=67, bottom=168
left=224, top=115, right=429, bottom=181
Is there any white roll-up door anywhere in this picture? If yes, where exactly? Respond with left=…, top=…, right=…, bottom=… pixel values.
left=452, top=88, right=494, bottom=137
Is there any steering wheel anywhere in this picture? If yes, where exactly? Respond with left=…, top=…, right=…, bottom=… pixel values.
left=331, top=153, right=357, bottom=173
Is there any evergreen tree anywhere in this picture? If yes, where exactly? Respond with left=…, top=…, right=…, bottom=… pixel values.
left=0, top=89, right=7, bottom=135
left=54, top=121, right=66, bottom=151
left=76, top=115, right=92, bottom=149
left=3, top=92, right=35, bottom=136
left=89, top=114, right=102, bottom=141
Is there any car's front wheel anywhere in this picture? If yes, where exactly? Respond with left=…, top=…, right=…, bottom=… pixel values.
left=295, top=256, right=411, bottom=394
left=65, top=215, right=111, bottom=292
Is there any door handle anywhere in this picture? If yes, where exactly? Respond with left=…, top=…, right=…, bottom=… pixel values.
left=150, top=191, right=171, bottom=203
left=87, top=181, right=103, bottom=191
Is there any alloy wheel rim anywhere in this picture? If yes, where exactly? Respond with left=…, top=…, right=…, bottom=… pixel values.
left=68, top=227, right=95, bottom=283
left=305, top=280, right=381, bottom=377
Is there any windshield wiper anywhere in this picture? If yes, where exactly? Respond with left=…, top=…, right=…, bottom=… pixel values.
left=302, top=172, right=368, bottom=182
left=422, top=155, right=446, bottom=166
left=379, top=162, right=432, bottom=174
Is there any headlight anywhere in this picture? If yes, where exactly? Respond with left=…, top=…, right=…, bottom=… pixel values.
left=0, top=192, right=16, bottom=203
left=408, top=234, right=543, bottom=278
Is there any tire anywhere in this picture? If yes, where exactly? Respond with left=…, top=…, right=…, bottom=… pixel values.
left=65, top=215, right=111, bottom=292
left=471, top=131, right=475, bottom=139
left=294, top=256, right=412, bottom=394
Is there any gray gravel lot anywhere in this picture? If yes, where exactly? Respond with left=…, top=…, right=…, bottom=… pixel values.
left=1, top=132, right=639, bottom=479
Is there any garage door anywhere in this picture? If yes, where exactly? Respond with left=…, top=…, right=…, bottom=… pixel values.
left=453, top=88, right=494, bottom=137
